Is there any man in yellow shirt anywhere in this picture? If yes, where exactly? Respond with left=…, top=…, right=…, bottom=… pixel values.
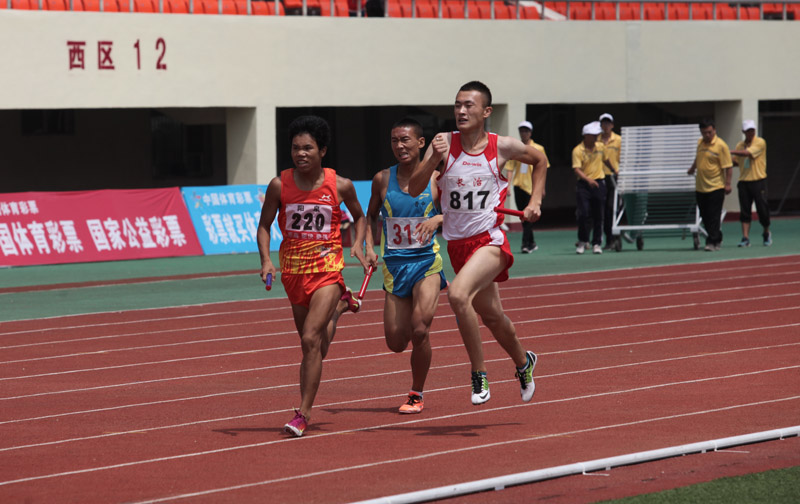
left=731, top=120, right=771, bottom=247
left=598, top=113, right=621, bottom=250
left=505, top=120, right=550, bottom=253
left=572, top=121, right=613, bottom=255
left=687, top=119, right=733, bottom=251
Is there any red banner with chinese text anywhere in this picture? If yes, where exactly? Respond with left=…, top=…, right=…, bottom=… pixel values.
left=0, top=188, right=203, bottom=267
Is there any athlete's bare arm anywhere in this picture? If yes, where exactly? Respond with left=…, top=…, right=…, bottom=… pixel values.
left=337, top=175, right=369, bottom=270
left=256, top=176, right=282, bottom=283
left=409, top=132, right=450, bottom=198
left=364, top=169, right=389, bottom=268
left=498, top=135, right=548, bottom=223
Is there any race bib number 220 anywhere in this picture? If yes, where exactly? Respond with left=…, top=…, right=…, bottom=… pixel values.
left=284, top=203, right=333, bottom=240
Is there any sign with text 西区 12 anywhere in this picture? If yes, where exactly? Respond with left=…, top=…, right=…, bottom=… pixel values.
left=0, top=188, right=203, bottom=267
left=181, top=185, right=282, bottom=254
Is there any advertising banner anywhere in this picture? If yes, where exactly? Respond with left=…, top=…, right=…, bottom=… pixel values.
left=181, top=185, right=281, bottom=253
left=0, top=188, right=203, bottom=267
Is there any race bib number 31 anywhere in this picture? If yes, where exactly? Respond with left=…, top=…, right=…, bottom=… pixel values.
left=284, top=203, right=333, bottom=240
left=445, top=175, right=494, bottom=213
left=386, top=217, right=427, bottom=249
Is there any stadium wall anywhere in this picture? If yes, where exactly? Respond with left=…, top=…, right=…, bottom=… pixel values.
left=1, top=11, right=798, bottom=212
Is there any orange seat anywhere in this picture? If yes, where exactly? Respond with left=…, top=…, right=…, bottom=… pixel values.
left=134, top=0, right=156, bottom=11
left=319, top=0, right=347, bottom=16
left=165, top=0, right=188, bottom=11
left=45, top=0, right=68, bottom=10
left=788, top=4, right=800, bottom=19
left=75, top=0, right=101, bottom=10
left=643, top=3, right=664, bottom=19
left=415, top=0, right=437, bottom=18
left=689, top=2, right=712, bottom=19
left=619, top=3, right=639, bottom=19
left=667, top=2, right=689, bottom=19
left=102, top=0, right=124, bottom=10
left=570, top=4, right=590, bottom=19
left=386, top=0, right=402, bottom=16
left=519, top=4, right=538, bottom=19
left=252, top=0, right=283, bottom=14
left=196, top=0, right=218, bottom=13
left=542, top=1, right=566, bottom=16
left=715, top=3, right=736, bottom=19
left=11, top=0, right=36, bottom=9
left=741, top=6, right=760, bottom=19
left=494, top=2, right=514, bottom=18
left=595, top=4, right=616, bottom=19
left=444, top=1, right=464, bottom=18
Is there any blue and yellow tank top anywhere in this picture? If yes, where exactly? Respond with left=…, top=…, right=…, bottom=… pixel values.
left=380, top=165, right=441, bottom=263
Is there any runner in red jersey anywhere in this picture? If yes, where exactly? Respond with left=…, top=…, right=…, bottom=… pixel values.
left=257, top=115, right=368, bottom=437
left=409, top=81, right=548, bottom=406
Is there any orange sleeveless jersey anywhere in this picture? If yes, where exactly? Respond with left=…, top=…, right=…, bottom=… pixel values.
left=278, top=168, right=344, bottom=274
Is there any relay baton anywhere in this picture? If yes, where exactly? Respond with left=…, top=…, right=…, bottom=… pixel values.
left=357, top=265, right=374, bottom=299
left=265, top=273, right=273, bottom=291
left=494, top=206, right=524, bottom=218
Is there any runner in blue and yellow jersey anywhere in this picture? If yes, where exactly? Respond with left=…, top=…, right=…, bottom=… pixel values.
left=365, top=118, right=447, bottom=414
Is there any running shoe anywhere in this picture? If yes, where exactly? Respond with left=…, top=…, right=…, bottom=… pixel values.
left=284, top=409, right=308, bottom=437
left=576, top=243, right=586, bottom=255
left=398, top=392, right=424, bottom=414
left=763, top=231, right=772, bottom=247
left=738, top=237, right=751, bottom=247
left=471, top=371, right=490, bottom=405
left=340, top=287, right=361, bottom=313
left=515, top=351, right=538, bottom=402
left=592, top=244, right=603, bottom=255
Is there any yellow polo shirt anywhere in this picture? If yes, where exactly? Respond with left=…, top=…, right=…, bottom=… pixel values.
left=598, top=131, right=621, bottom=176
left=694, top=136, right=732, bottom=193
left=734, top=136, right=767, bottom=182
left=572, top=142, right=607, bottom=181
left=505, top=140, right=549, bottom=195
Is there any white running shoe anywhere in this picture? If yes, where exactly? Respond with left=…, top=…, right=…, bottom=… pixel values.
left=515, top=351, right=537, bottom=402
left=470, top=371, right=490, bottom=405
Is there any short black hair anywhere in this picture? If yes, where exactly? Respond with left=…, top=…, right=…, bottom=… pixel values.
left=699, top=119, right=716, bottom=130
left=288, top=115, right=331, bottom=151
left=391, top=117, right=424, bottom=139
left=458, top=80, right=492, bottom=107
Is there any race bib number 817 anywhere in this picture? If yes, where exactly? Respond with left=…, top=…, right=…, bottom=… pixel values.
left=445, top=175, right=494, bottom=213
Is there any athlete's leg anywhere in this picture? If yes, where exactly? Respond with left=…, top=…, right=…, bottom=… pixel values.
left=322, top=296, right=348, bottom=359
left=405, top=274, right=441, bottom=392
left=447, top=246, right=506, bottom=372
left=471, top=282, right=527, bottom=368
left=291, top=283, right=342, bottom=419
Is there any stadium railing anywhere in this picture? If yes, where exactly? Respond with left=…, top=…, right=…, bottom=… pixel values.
left=1, top=0, right=799, bottom=21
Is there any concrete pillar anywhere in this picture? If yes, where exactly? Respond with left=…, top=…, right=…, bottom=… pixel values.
left=255, top=105, right=277, bottom=185
left=714, top=100, right=743, bottom=214
left=226, top=107, right=257, bottom=185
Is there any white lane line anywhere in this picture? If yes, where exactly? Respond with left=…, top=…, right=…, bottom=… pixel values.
left=2, top=340, right=798, bottom=453
left=1, top=368, right=798, bottom=489
left=2, top=302, right=798, bottom=390
left=2, top=256, right=797, bottom=333
left=3, top=292, right=799, bottom=382
left=128, top=398, right=800, bottom=504
left=3, top=277, right=799, bottom=361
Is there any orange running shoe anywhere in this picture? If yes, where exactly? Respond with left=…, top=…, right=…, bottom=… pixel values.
left=398, top=392, right=424, bottom=414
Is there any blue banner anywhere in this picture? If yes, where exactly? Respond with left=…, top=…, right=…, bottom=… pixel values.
left=181, top=185, right=283, bottom=254
left=181, top=181, right=373, bottom=255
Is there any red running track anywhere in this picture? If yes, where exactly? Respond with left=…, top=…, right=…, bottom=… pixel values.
left=1, top=256, right=799, bottom=503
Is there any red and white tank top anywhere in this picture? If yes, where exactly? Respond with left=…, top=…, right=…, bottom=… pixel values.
left=278, top=168, right=344, bottom=274
left=437, top=132, right=508, bottom=241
